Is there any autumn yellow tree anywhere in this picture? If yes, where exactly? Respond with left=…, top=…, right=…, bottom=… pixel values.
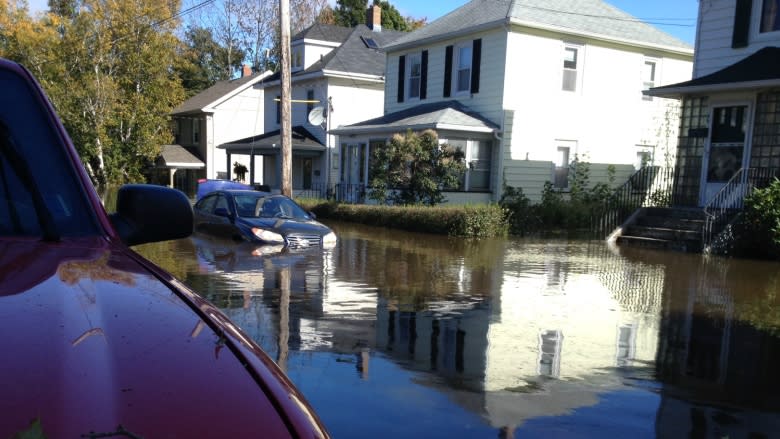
left=1, top=0, right=185, bottom=187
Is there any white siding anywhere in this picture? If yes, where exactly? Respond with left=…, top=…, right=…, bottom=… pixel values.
left=695, top=0, right=780, bottom=77
left=209, top=85, right=265, bottom=179
left=503, top=30, right=691, bottom=185
left=384, top=28, right=508, bottom=125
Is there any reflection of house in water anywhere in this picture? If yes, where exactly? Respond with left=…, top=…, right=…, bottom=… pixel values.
left=654, top=256, right=780, bottom=437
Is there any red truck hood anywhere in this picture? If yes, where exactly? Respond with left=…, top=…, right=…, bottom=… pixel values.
left=0, top=238, right=304, bottom=438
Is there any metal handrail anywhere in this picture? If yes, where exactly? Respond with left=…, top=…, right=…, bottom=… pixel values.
left=702, top=167, right=779, bottom=251
left=594, top=166, right=676, bottom=237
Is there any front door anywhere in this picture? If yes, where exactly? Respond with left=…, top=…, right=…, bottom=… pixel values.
left=700, top=105, right=750, bottom=206
left=340, top=143, right=366, bottom=202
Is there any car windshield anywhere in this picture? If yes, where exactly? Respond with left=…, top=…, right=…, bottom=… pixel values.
left=234, top=194, right=310, bottom=220
left=0, top=69, right=99, bottom=238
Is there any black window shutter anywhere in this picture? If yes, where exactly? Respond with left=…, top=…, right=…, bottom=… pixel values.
left=732, top=0, right=752, bottom=48
left=471, top=39, right=482, bottom=94
left=397, top=55, right=406, bottom=103
left=420, top=50, right=428, bottom=100
left=443, top=45, right=453, bottom=98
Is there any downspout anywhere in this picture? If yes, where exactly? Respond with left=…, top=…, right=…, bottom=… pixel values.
left=493, top=110, right=506, bottom=203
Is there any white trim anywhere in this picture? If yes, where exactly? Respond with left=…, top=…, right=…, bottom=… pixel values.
left=330, top=123, right=496, bottom=136
left=299, top=38, right=341, bottom=48
left=165, top=162, right=205, bottom=168
left=453, top=42, right=473, bottom=96
left=647, top=79, right=780, bottom=98
left=406, top=52, right=423, bottom=101
left=698, top=100, right=755, bottom=206
left=509, top=18, right=693, bottom=56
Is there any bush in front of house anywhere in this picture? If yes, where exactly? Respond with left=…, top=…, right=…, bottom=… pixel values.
left=296, top=199, right=508, bottom=238
left=368, top=130, right=466, bottom=206
left=731, top=178, right=780, bottom=259
left=499, top=160, right=617, bottom=235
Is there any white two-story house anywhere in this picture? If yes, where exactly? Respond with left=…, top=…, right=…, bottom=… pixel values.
left=332, top=0, right=694, bottom=203
left=649, top=0, right=780, bottom=207
left=217, top=9, right=404, bottom=198
left=168, top=7, right=403, bottom=197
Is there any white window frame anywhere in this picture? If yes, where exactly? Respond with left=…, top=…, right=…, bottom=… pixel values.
left=439, top=138, right=492, bottom=192
left=642, top=58, right=658, bottom=101
left=635, top=144, right=655, bottom=169
left=553, top=140, right=577, bottom=190
left=561, top=44, right=583, bottom=93
left=453, top=42, right=472, bottom=95
left=407, top=52, right=422, bottom=100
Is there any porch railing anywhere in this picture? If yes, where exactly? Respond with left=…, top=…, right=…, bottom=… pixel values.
left=293, top=182, right=329, bottom=200
left=593, top=165, right=676, bottom=237
left=334, top=183, right=366, bottom=204
left=702, top=167, right=780, bottom=251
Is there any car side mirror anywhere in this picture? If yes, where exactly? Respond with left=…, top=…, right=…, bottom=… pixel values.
left=109, top=184, right=193, bottom=246
left=308, top=211, right=317, bottom=219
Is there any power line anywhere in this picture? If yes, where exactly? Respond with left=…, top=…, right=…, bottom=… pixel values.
left=515, top=4, right=696, bottom=28
left=152, top=0, right=216, bottom=27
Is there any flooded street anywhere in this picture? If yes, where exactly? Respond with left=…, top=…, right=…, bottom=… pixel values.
left=137, top=221, right=780, bottom=438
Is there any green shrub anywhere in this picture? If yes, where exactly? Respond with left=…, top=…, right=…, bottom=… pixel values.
left=734, top=178, right=780, bottom=259
left=295, top=199, right=508, bottom=238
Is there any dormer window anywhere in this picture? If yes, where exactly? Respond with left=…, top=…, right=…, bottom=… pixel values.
left=292, top=48, right=303, bottom=70
left=761, top=0, right=780, bottom=33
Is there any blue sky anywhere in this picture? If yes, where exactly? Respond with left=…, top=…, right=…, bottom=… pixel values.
left=389, top=0, right=698, bottom=44
left=26, top=0, right=699, bottom=45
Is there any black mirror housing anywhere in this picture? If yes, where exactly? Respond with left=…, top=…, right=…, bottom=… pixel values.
left=109, top=184, right=193, bottom=246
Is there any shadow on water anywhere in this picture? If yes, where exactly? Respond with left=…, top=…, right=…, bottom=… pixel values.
left=136, top=221, right=780, bottom=438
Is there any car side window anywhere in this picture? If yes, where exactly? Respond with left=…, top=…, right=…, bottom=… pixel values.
left=215, top=195, right=229, bottom=213
left=196, top=194, right=217, bottom=213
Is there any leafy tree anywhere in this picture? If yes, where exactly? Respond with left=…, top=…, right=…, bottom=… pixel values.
left=334, top=0, right=420, bottom=31
left=2, top=0, right=185, bottom=187
left=334, top=0, right=366, bottom=28
left=177, top=25, right=242, bottom=96
left=369, top=130, right=466, bottom=206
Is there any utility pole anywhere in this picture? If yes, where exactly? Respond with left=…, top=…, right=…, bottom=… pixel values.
left=280, top=0, right=292, bottom=196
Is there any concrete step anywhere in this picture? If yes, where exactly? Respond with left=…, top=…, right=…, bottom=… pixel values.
left=642, top=207, right=705, bottom=220
left=635, top=216, right=704, bottom=231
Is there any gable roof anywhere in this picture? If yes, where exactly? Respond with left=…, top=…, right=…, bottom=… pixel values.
left=648, top=47, right=780, bottom=98
left=329, top=100, right=499, bottom=136
left=386, top=0, right=691, bottom=53
left=292, top=23, right=353, bottom=43
left=157, top=145, right=204, bottom=168
left=171, top=71, right=272, bottom=116
left=219, top=126, right=325, bottom=154
left=262, top=24, right=406, bottom=83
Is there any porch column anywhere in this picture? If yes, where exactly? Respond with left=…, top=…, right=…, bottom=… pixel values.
left=226, top=152, right=231, bottom=181
left=169, top=168, right=177, bottom=188
left=250, top=153, right=255, bottom=185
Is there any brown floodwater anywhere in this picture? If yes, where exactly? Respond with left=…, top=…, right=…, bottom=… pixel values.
left=136, top=221, right=780, bottom=438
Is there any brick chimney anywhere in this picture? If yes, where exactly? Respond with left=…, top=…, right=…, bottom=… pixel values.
left=366, top=5, right=381, bottom=32
left=241, top=64, right=252, bottom=78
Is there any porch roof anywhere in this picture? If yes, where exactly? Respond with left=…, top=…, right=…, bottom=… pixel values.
left=329, top=101, right=499, bottom=136
left=157, top=144, right=204, bottom=168
left=219, top=126, right=326, bottom=155
left=648, top=47, right=780, bottom=98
